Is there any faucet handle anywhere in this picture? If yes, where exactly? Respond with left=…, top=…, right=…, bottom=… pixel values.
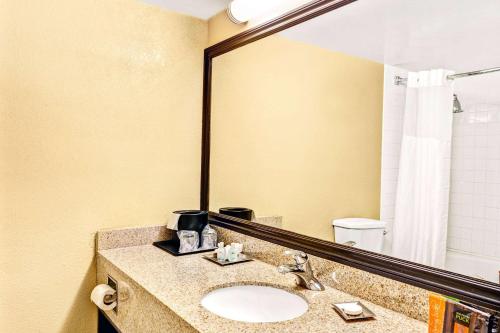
left=284, top=250, right=308, bottom=265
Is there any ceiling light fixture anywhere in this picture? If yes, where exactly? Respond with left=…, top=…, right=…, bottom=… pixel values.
left=227, top=0, right=272, bottom=24
left=226, top=0, right=305, bottom=25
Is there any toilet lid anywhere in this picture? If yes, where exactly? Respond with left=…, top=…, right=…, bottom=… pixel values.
left=332, top=218, right=386, bottom=229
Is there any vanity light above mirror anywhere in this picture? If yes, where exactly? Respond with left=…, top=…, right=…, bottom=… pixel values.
left=226, top=0, right=312, bottom=24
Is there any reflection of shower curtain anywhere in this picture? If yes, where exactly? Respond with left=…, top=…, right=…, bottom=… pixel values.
left=392, top=69, right=454, bottom=268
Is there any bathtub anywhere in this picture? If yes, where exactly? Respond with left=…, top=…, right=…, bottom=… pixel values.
left=446, top=250, right=500, bottom=284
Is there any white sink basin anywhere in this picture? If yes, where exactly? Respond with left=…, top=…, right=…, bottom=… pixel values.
left=201, top=285, right=308, bottom=323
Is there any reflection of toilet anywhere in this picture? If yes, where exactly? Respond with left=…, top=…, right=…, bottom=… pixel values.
left=332, top=218, right=386, bottom=253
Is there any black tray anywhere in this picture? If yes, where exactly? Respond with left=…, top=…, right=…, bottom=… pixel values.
left=153, top=239, right=216, bottom=256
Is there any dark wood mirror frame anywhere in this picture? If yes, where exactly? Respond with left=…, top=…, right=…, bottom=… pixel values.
left=200, top=0, right=500, bottom=311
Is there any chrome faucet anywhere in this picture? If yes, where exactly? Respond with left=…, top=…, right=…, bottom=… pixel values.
left=277, top=250, right=325, bottom=291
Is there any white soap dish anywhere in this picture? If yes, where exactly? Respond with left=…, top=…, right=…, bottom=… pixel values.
left=332, top=301, right=376, bottom=321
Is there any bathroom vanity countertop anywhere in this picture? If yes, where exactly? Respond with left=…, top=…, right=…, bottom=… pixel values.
left=98, top=245, right=427, bottom=333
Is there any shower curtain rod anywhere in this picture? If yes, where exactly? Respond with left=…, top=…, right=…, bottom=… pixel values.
left=394, top=66, right=500, bottom=86
left=448, top=66, right=500, bottom=79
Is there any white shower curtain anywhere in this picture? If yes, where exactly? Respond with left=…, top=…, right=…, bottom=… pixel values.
left=392, top=69, right=454, bottom=268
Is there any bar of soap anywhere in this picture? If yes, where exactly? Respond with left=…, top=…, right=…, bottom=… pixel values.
left=342, top=303, right=363, bottom=316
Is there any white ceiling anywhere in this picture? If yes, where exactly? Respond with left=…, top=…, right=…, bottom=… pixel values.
left=140, top=0, right=230, bottom=19
left=281, top=0, right=500, bottom=73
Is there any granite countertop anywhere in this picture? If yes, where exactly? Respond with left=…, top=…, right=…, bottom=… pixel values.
left=98, top=245, right=427, bottom=333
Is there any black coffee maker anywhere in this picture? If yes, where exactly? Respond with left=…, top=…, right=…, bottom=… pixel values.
left=172, top=210, right=208, bottom=236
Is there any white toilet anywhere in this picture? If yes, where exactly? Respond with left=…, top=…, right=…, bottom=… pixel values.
left=332, top=218, right=386, bottom=253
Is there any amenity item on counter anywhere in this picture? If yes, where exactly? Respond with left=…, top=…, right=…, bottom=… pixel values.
left=200, top=224, right=218, bottom=249
left=216, top=242, right=226, bottom=261
left=178, top=230, right=200, bottom=253
left=224, top=244, right=231, bottom=260
left=215, top=242, right=244, bottom=262
left=227, top=245, right=238, bottom=262
left=341, top=303, right=363, bottom=316
left=228, top=243, right=243, bottom=262
left=428, top=294, right=492, bottom=333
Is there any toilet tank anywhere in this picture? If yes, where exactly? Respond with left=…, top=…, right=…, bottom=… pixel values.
left=332, top=218, right=386, bottom=253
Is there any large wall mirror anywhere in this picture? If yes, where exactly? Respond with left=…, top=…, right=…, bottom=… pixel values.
left=203, top=0, right=500, bottom=309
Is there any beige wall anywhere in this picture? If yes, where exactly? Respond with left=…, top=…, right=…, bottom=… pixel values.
left=0, top=0, right=207, bottom=332
left=208, top=10, right=248, bottom=46
left=210, top=34, right=383, bottom=241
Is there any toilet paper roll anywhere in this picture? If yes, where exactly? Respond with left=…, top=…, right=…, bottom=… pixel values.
left=90, top=284, right=116, bottom=311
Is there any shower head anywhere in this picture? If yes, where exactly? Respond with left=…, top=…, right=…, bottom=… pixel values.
left=453, top=94, right=464, bottom=113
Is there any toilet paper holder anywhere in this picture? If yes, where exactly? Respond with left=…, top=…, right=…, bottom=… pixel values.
left=106, top=275, right=118, bottom=313
left=91, top=275, right=131, bottom=313
left=103, top=293, right=117, bottom=305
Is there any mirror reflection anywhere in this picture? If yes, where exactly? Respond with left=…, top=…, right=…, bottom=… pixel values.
left=210, top=0, right=500, bottom=284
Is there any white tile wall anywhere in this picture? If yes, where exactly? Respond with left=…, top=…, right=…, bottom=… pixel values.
left=448, top=103, right=500, bottom=258
left=380, top=65, right=407, bottom=254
